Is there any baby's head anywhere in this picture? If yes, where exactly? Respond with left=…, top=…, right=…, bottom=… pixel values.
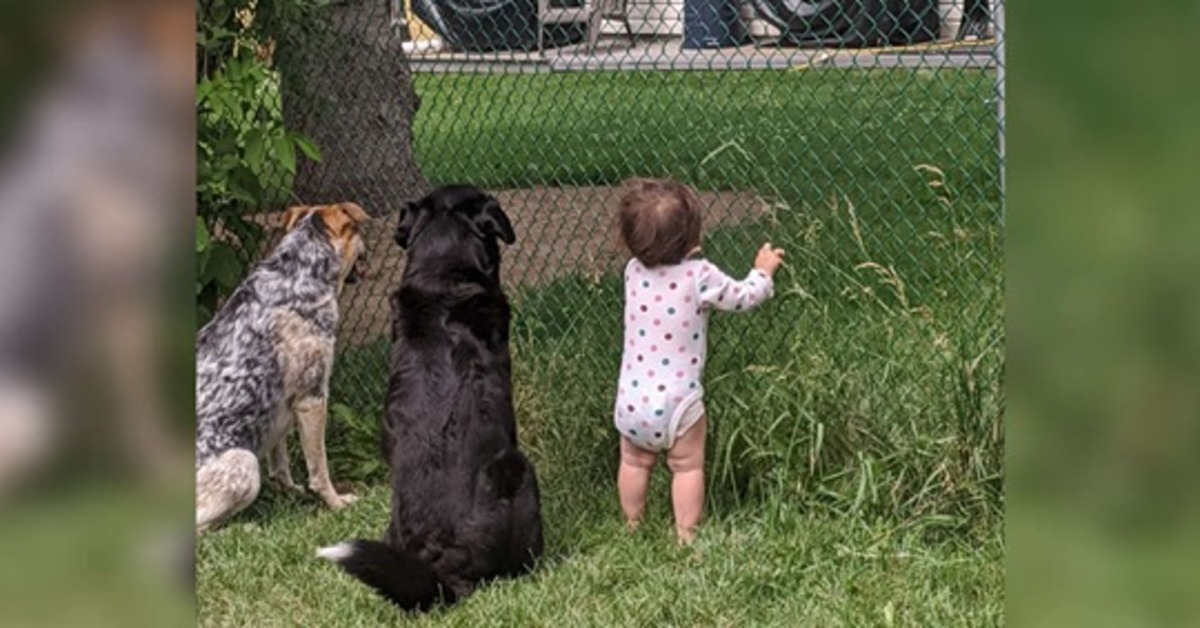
left=617, top=178, right=702, bottom=268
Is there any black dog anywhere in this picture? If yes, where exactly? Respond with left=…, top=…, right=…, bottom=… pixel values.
left=318, top=185, right=543, bottom=611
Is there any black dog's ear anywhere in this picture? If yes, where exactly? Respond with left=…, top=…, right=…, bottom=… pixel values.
left=474, top=198, right=516, bottom=245
left=394, top=201, right=420, bottom=249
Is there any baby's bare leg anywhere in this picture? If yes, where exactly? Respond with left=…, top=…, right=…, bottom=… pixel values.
left=618, top=437, right=656, bottom=531
left=667, top=416, right=708, bottom=545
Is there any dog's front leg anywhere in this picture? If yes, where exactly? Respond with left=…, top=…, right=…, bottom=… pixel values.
left=294, top=396, right=357, bottom=510
left=268, top=437, right=304, bottom=494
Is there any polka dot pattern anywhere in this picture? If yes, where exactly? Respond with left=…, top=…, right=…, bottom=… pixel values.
left=614, top=257, right=774, bottom=451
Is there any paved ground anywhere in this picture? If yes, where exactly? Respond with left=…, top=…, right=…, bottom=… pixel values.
left=409, top=37, right=998, bottom=74
left=334, top=184, right=770, bottom=345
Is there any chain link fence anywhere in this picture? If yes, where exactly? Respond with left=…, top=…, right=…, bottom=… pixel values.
left=200, top=0, right=1003, bottom=519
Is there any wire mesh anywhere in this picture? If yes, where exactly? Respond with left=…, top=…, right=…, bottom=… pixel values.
left=198, top=0, right=1004, bottom=515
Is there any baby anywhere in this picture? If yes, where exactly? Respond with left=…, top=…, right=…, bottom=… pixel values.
left=613, top=178, right=784, bottom=544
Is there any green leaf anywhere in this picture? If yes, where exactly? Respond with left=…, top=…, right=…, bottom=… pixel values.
left=275, top=133, right=297, bottom=174
left=227, top=179, right=259, bottom=205
left=292, top=133, right=322, bottom=163
left=330, top=403, right=355, bottom=422
left=196, top=247, right=210, bottom=278
left=245, top=129, right=266, bottom=174
left=207, top=245, right=244, bottom=289
left=215, top=132, right=238, bottom=155
left=195, top=78, right=213, bottom=103
left=195, top=217, right=211, bottom=252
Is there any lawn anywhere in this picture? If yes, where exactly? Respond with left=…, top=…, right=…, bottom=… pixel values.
left=197, top=486, right=1001, bottom=626
left=197, top=68, right=1003, bottom=626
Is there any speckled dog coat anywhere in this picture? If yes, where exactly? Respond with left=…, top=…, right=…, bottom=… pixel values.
left=195, top=207, right=365, bottom=532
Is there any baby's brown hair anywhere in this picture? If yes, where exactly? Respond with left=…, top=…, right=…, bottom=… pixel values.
left=617, top=178, right=702, bottom=268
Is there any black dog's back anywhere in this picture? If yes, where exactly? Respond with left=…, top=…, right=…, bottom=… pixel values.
left=380, top=256, right=543, bottom=595
left=320, top=185, right=542, bottom=611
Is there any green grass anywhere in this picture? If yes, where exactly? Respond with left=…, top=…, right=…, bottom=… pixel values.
left=198, top=486, right=1001, bottom=626
left=1, top=484, right=193, bottom=626
left=413, top=70, right=1001, bottom=207
left=198, top=68, right=1003, bottom=625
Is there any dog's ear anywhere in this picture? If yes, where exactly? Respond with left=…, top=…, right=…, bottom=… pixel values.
left=338, top=202, right=371, bottom=224
left=284, top=205, right=312, bottom=231
left=473, top=198, right=516, bottom=245
left=394, top=201, right=420, bottom=249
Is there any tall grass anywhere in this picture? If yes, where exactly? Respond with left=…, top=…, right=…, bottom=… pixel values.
left=203, top=69, right=1002, bottom=624
left=327, top=172, right=1002, bottom=540
left=323, top=69, right=1003, bottom=539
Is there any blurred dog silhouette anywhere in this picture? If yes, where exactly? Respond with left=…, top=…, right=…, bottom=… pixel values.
left=0, top=2, right=193, bottom=498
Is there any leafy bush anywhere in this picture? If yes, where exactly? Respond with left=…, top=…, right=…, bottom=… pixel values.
left=195, top=0, right=324, bottom=325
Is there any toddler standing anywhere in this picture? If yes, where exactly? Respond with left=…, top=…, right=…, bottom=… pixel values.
left=613, top=179, right=784, bottom=544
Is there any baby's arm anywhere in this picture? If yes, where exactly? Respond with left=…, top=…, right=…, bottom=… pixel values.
left=697, top=243, right=784, bottom=312
left=697, top=262, right=774, bottom=312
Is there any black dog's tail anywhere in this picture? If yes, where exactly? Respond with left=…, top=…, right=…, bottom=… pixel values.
left=316, top=540, right=454, bottom=611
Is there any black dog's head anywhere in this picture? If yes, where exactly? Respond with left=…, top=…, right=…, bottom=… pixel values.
left=395, top=185, right=515, bottom=282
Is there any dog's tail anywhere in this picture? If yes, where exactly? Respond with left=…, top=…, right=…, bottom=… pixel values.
left=316, top=540, right=454, bottom=611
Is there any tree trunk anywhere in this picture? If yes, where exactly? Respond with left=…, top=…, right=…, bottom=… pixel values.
left=281, top=0, right=427, bottom=217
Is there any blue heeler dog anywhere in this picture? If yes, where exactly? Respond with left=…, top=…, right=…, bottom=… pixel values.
left=196, top=203, right=369, bottom=532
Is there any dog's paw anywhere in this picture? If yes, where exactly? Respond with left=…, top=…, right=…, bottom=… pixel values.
left=327, top=492, right=359, bottom=510
left=273, top=479, right=306, bottom=495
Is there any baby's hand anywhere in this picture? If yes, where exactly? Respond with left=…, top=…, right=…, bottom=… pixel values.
left=754, top=242, right=785, bottom=276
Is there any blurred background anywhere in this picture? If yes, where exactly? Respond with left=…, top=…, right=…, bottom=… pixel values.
left=194, top=0, right=1005, bottom=623
left=0, top=1, right=194, bottom=625
left=0, top=0, right=1196, bottom=625
left=1007, top=1, right=1200, bottom=626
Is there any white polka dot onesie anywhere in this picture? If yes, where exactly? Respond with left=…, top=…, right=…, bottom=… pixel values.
left=614, top=257, right=774, bottom=452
